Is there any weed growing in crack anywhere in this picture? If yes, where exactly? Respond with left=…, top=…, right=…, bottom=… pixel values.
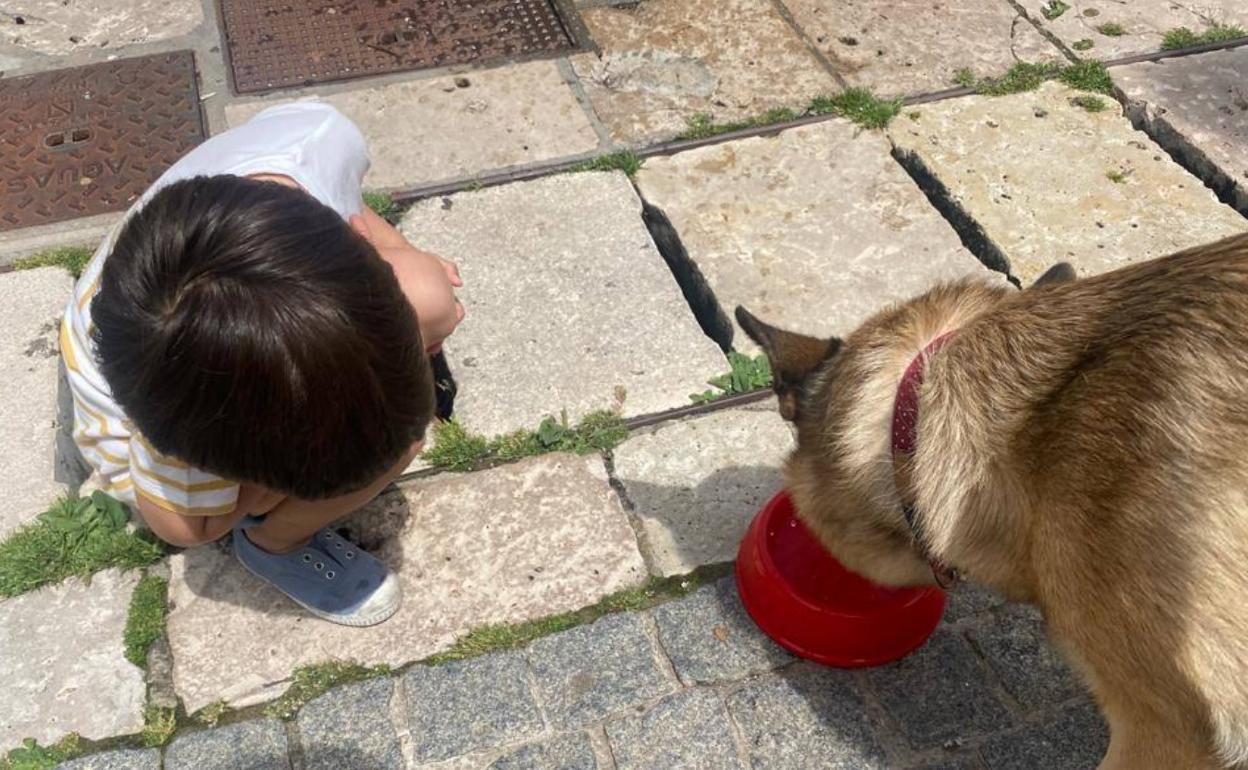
left=808, top=88, right=902, bottom=129
left=123, top=575, right=169, bottom=668
left=362, top=191, right=399, bottom=223
left=1041, top=0, right=1070, bottom=20
left=678, top=88, right=902, bottom=139
left=1070, top=95, right=1108, bottom=113
left=423, top=410, right=629, bottom=472
left=0, top=494, right=164, bottom=599
left=265, top=662, right=392, bottom=721
left=1, top=735, right=81, bottom=770
left=1058, top=60, right=1114, bottom=95
left=690, top=351, right=773, bottom=404
left=1162, top=24, right=1247, bottom=50
left=1097, top=22, right=1125, bottom=36
left=963, top=61, right=1114, bottom=97
left=12, top=246, right=93, bottom=279
left=952, top=67, right=977, bottom=87
left=195, top=701, right=232, bottom=729
left=570, top=150, right=645, bottom=177
left=1072, top=38, right=1095, bottom=51
left=141, top=707, right=176, bottom=748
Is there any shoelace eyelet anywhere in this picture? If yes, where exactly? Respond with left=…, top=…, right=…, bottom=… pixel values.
left=301, top=554, right=312, bottom=563
left=345, top=551, right=355, bottom=559
left=325, top=571, right=336, bottom=580
left=314, top=562, right=324, bottom=571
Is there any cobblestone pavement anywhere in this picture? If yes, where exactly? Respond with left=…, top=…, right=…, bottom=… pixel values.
left=0, top=0, right=1245, bottom=768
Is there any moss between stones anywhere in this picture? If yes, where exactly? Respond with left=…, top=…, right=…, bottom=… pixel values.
left=421, top=563, right=731, bottom=665
left=678, top=88, right=902, bottom=139
left=0, top=495, right=165, bottom=600
left=263, top=662, right=394, bottom=721
left=1097, top=22, right=1125, bottom=37
left=423, top=410, right=629, bottom=473
left=140, top=707, right=176, bottom=749
left=959, top=60, right=1114, bottom=97
left=123, top=575, right=169, bottom=668
left=1161, top=25, right=1247, bottom=50
left=11, top=247, right=93, bottom=279
left=361, top=191, right=399, bottom=222
left=570, top=150, right=645, bottom=177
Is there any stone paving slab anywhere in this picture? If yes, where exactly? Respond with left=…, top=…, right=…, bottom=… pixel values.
left=863, top=628, right=1012, bottom=750
left=979, top=701, right=1108, bottom=770
left=613, top=408, right=791, bottom=575
left=0, top=570, right=145, bottom=746
left=55, top=749, right=160, bottom=770
left=725, top=664, right=885, bottom=770
left=527, top=613, right=677, bottom=729
left=1, top=267, right=75, bottom=538
left=1020, top=0, right=1248, bottom=59
left=1117, top=47, right=1248, bottom=215
left=399, top=172, right=726, bottom=436
left=568, top=0, right=839, bottom=144
left=965, top=604, right=1083, bottom=710
left=486, top=733, right=600, bottom=770
left=167, top=454, right=647, bottom=712
left=651, top=578, right=793, bottom=685
left=297, top=678, right=402, bottom=770
left=890, top=81, right=1248, bottom=285
left=225, top=62, right=600, bottom=192
left=0, top=0, right=204, bottom=56
left=164, top=719, right=290, bottom=770
left=635, top=120, right=1001, bottom=356
left=783, top=0, right=1061, bottom=98
left=605, top=688, right=744, bottom=769
left=404, top=652, right=543, bottom=763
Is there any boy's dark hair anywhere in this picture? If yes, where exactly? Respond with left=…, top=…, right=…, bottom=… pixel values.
left=93, top=175, right=434, bottom=499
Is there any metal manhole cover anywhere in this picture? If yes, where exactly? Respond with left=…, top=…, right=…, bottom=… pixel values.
left=219, top=0, right=577, bottom=94
left=0, top=51, right=205, bottom=233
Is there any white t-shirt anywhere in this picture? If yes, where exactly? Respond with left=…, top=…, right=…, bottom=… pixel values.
left=61, top=102, right=370, bottom=515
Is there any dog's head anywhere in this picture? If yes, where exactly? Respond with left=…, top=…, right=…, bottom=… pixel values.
left=735, top=305, right=939, bottom=586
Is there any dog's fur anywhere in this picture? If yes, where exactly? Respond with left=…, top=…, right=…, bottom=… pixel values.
left=738, top=232, right=1248, bottom=769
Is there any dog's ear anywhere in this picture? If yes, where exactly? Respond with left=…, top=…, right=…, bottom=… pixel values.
left=736, top=306, right=841, bottom=422
left=1031, top=262, right=1076, bottom=288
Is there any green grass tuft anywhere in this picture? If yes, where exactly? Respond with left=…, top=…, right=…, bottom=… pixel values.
left=952, top=67, right=977, bottom=87
left=1161, top=24, right=1246, bottom=50
left=1097, top=22, right=1125, bottom=36
left=971, top=61, right=1063, bottom=95
left=570, top=150, right=645, bottom=177
left=0, top=495, right=165, bottom=599
left=141, top=707, right=176, bottom=748
left=12, top=247, right=93, bottom=279
left=1070, top=95, right=1108, bottom=112
left=1, top=736, right=81, bottom=770
left=424, top=566, right=729, bottom=665
left=424, top=410, right=629, bottom=472
left=195, top=700, right=232, bottom=728
left=264, top=662, right=391, bottom=721
left=964, top=60, right=1113, bottom=97
left=678, top=112, right=761, bottom=140
left=1106, top=169, right=1128, bottom=184
left=691, top=352, right=773, bottom=404
left=808, top=88, right=902, bottom=129
left=362, top=191, right=398, bottom=223
left=1041, top=0, right=1069, bottom=20
left=123, top=575, right=169, bottom=668
left=1072, top=38, right=1094, bottom=51
left=1058, top=60, right=1114, bottom=95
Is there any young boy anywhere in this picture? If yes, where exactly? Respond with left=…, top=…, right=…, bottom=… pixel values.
left=60, top=102, right=464, bottom=627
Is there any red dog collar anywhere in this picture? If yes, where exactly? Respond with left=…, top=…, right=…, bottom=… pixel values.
left=891, top=332, right=961, bottom=589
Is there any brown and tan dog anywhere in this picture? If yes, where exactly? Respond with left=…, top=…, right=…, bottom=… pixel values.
left=737, top=232, right=1248, bottom=769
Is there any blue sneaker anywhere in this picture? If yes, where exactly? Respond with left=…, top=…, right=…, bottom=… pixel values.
left=232, top=525, right=401, bottom=627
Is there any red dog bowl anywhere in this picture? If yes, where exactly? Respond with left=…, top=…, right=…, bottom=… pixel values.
left=736, top=491, right=946, bottom=667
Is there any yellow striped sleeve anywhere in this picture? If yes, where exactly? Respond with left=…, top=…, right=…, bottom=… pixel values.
left=129, top=434, right=239, bottom=517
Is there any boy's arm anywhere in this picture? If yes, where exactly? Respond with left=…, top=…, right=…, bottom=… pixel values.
left=134, top=484, right=285, bottom=548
